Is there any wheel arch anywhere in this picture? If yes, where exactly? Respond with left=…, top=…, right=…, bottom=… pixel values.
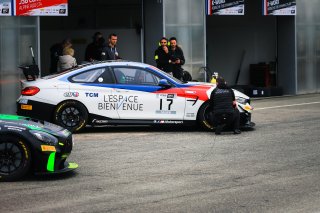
left=196, top=100, right=210, bottom=120
left=196, top=100, right=214, bottom=131
left=0, top=132, right=34, bottom=152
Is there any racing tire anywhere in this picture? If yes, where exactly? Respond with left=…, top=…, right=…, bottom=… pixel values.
left=0, top=135, right=31, bottom=181
left=53, top=101, right=88, bottom=132
left=197, top=101, right=215, bottom=131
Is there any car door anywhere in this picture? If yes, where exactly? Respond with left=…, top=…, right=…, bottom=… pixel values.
left=111, top=66, right=186, bottom=120
left=68, top=66, right=119, bottom=119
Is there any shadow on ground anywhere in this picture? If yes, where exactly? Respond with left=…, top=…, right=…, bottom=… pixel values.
left=77, top=125, right=203, bottom=134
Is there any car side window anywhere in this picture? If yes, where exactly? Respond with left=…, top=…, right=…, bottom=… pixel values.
left=113, top=67, right=160, bottom=85
left=95, top=67, right=114, bottom=84
left=71, top=68, right=112, bottom=83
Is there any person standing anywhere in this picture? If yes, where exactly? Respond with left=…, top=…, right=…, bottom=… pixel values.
left=168, top=37, right=185, bottom=80
left=84, top=32, right=103, bottom=62
left=154, top=37, right=171, bottom=74
left=209, top=77, right=241, bottom=135
left=49, top=38, right=72, bottom=74
left=57, top=47, right=77, bottom=71
left=100, top=33, right=121, bottom=60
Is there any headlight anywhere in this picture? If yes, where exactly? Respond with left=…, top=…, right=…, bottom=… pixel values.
left=30, top=130, right=58, bottom=145
left=236, top=97, right=249, bottom=105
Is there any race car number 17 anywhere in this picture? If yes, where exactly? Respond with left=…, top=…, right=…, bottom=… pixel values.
left=160, top=99, right=173, bottom=110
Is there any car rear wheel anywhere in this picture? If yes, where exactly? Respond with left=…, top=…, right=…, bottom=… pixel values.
left=53, top=101, right=88, bottom=132
left=0, top=136, right=31, bottom=181
left=197, top=101, right=215, bottom=131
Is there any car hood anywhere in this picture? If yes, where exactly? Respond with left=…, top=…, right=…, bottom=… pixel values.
left=0, top=114, right=70, bottom=137
left=182, top=81, right=250, bottom=100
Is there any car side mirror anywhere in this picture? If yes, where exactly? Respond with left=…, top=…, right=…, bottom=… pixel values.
left=158, top=79, right=171, bottom=88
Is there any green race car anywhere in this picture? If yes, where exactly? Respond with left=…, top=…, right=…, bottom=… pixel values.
left=0, top=114, right=78, bottom=181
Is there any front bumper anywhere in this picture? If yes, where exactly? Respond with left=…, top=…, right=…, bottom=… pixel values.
left=35, top=161, right=78, bottom=175
left=240, top=112, right=255, bottom=129
left=32, top=134, right=77, bottom=174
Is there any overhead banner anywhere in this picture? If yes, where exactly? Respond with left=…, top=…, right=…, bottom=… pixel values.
left=0, top=0, right=12, bottom=16
left=206, top=0, right=245, bottom=15
left=14, top=0, right=68, bottom=16
left=263, top=0, right=296, bottom=15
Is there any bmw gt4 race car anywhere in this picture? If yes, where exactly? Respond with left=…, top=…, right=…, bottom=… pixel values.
left=0, top=114, right=77, bottom=181
left=17, top=61, right=254, bottom=132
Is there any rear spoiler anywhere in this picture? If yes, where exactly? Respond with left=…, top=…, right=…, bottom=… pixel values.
left=19, top=46, right=40, bottom=81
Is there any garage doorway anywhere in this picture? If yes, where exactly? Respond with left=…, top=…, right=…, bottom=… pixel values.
left=39, top=0, right=143, bottom=76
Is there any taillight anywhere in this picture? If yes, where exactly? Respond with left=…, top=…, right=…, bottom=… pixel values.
left=21, top=86, right=40, bottom=96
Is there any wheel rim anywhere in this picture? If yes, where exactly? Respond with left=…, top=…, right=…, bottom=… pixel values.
left=0, top=143, right=23, bottom=174
left=60, top=106, right=82, bottom=128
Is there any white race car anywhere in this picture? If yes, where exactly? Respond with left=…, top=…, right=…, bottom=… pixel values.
left=17, top=61, right=254, bottom=132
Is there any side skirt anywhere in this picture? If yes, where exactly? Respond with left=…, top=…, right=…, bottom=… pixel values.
left=89, top=114, right=196, bottom=126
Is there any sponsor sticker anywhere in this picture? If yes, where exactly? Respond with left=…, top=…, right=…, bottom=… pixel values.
left=156, top=94, right=176, bottom=99
left=4, top=125, right=26, bottom=131
left=64, top=92, right=79, bottom=97
left=93, top=120, right=109, bottom=124
left=186, top=91, right=197, bottom=94
left=85, top=92, right=99, bottom=97
left=186, top=113, right=195, bottom=118
left=41, top=145, right=56, bottom=152
left=155, top=110, right=177, bottom=114
left=21, top=104, right=32, bottom=110
left=153, top=120, right=183, bottom=124
left=19, top=99, right=28, bottom=104
left=99, top=95, right=143, bottom=111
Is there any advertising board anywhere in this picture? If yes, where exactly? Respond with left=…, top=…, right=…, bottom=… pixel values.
left=13, top=0, right=68, bottom=16
left=263, top=0, right=296, bottom=15
left=206, top=0, right=245, bottom=15
left=0, top=0, right=12, bottom=16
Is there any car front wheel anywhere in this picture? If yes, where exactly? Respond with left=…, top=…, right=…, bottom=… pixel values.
left=0, top=135, right=31, bottom=181
left=197, top=101, right=215, bottom=131
left=53, top=101, right=88, bottom=132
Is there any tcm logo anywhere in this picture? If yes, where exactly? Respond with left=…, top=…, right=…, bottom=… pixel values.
left=64, top=92, right=79, bottom=97
left=85, top=93, right=99, bottom=97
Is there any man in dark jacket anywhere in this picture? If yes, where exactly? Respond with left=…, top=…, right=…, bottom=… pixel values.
left=107, top=33, right=121, bottom=60
left=154, top=37, right=171, bottom=74
left=100, top=33, right=121, bottom=61
left=210, top=77, right=241, bottom=135
left=85, top=32, right=103, bottom=62
left=169, top=37, right=185, bottom=80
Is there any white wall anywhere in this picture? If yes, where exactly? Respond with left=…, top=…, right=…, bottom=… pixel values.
left=40, top=29, right=141, bottom=76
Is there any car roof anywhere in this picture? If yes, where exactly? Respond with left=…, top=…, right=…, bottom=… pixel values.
left=43, top=60, right=155, bottom=79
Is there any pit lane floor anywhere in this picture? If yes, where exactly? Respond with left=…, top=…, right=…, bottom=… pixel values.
left=1, top=93, right=320, bottom=213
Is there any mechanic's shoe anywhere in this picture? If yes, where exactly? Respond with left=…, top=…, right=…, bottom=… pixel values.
left=215, top=125, right=223, bottom=135
left=233, top=129, right=241, bottom=134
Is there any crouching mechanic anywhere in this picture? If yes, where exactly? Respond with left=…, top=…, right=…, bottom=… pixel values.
left=209, top=77, right=241, bottom=135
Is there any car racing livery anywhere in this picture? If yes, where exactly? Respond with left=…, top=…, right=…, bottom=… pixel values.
left=0, top=114, right=77, bottom=181
left=17, top=61, right=254, bottom=132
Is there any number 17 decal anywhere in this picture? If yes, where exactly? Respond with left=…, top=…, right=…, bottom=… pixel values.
left=160, top=99, right=173, bottom=110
